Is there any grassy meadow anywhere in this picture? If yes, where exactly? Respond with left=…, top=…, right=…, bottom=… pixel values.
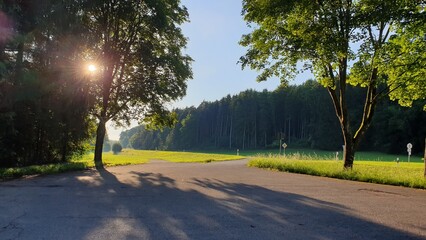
left=0, top=149, right=243, bottom=180
left=199, top=148, right=423, bottom=163
left=75, top=149, right=244, bottom=167
left=249, top=154, right=426, bottom=189
left=1, top=148, right=424, bottom=189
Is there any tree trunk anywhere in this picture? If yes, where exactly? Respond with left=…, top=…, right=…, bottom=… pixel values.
left=343, top=134, right=355, bottom=169
left=94, top=119, right=107, bottom=169
left=254, top=114, right=257, bottom=149
left=424, top=137, right=426, bottom=178
left=242, top=125, right=246, bottom=150
left=229, top=117, right=233, bottom=149
left=61, top=132, right=68, bottom=162
left=264, top=131, right=267, bottom=148
left=16, top=42, right=24, bottom=76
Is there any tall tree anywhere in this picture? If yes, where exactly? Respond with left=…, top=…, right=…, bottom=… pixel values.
left=0, top=1, right=95, bottom=167
left=81, top=0, right=192, bottom=168
left=239, top=0, right=424, bottom=169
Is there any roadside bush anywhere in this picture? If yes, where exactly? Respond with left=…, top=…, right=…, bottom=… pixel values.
left=112, top=143, right=123, bottom=154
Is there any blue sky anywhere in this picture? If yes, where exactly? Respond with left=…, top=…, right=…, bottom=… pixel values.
left=108, top=0, right=312, bottom=140
left=173, top=0, right=282, bottom=108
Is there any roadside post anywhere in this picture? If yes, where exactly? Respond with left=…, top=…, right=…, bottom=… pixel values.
left=282, top=143, right=287, bottom=156
left=407, top=143, right=412, bottom=162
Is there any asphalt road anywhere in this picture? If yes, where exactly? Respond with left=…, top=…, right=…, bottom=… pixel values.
left=1, top=159, right=425, bottom=240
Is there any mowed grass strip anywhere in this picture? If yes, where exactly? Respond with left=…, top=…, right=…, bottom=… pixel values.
left=249, top=156, right=426, bottom=189
left=0, top=149, right=243, bottom=180
left=75, top=149, right=243, bottom=167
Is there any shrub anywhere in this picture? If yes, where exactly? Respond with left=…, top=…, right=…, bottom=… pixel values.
left=112, top=143, right=123, bottom=154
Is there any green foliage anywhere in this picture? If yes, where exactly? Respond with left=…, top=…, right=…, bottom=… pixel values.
left=121, top=82, right=426, bottom=155
left=81, top=0, right=192, bottom=125
left=79, top=0, right=192, bottom=165
left=0, top=1, right=192, bottom=167
left=239, top=0, right=425, bottom=168
left=379, top=19, right=426, bottom=109
left=112, top=143, right=122, bottom=154
left=0, top=1, right=96, bottom=167
left=249, top=157, right=426, bottom=189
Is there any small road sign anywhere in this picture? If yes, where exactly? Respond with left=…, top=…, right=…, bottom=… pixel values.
left=282, top=143, right=287, bottom=149
left=407, top=143, right=413, bottom=162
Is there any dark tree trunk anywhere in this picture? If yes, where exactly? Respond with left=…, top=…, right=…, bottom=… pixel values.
left=229, top=117, right=233, bottom=149
left=424, top=137, right=426, bottom=178
left=326, top=58, right=378, bottom=170
left=16, top=42, right=24, bottom=75
left=342, top=133, right=355, bottom=169
left=94, top=119, right=107, bottom=169
left=61, top=133, right=68, bottom=162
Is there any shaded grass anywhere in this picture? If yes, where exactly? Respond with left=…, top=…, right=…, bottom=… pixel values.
left=249, top=154, right=426, bottom=189
left=0, top=162, right=88, bottom=181
left=0, top=149, right=243, bottom=181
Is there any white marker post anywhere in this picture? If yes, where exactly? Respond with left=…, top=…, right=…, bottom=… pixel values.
left=407, top=143, right=413, bottom=162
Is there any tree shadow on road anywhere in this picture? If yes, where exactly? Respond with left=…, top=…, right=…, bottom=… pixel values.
left=1, top=168, right=424, bottom=240
left=83, top=169, right=423, bottom=240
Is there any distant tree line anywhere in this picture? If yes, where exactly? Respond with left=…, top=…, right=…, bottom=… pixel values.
left=121, top=80, right=426, bottom=155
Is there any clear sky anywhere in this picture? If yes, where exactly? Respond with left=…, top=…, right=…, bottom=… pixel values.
left=107, top=0, right=312, bottom=140
left=173, top=0, right=281, bottom=109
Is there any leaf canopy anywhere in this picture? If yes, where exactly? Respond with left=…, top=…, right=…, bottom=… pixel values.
left=240, top=0, right=424, bottom=107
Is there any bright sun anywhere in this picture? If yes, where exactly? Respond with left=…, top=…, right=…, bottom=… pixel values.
left=88, top=64, right=97, bottom=72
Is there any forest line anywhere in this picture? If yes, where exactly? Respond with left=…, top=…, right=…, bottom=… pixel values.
left=121, top=80, right=426, bottom=155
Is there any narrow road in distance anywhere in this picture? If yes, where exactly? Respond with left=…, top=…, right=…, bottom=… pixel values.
left=1, top=159, right=425, bottom=239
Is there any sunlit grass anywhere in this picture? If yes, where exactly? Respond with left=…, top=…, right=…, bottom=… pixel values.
left=74, top=149, right=243, bottom=167
left=197, top=148, right=422, bottom=162
left=0, top=149, right=243, bottom=180
left=249, top=154, right=426, bottom=189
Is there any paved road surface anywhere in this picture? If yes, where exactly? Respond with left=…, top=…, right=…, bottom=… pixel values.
left=1, top=159, right=425, bottom=240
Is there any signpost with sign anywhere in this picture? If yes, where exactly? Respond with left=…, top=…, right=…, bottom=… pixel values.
left=407, top=143, right=412, bottom=162
left=282, top=143, right=288, bottom=156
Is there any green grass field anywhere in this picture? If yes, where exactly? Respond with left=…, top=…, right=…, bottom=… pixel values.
left=1, top=148, right=424, bottom=189
left=0, top=149, right=243, bottom=180
left=74, top=149, right=243, bottom=167
left=249, top=154, right=426, bottom=189
left=197, top=148, right=423, bottom=162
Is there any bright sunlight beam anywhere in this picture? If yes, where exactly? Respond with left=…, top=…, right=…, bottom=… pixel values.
left=87, top=64, right=97, bottom=72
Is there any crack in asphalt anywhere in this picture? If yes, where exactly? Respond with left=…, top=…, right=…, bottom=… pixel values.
left=357, top=188, right=407, bottom=197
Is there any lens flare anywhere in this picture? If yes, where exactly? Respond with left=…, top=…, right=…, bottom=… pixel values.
left=88, top=64, right=97, bottom=72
